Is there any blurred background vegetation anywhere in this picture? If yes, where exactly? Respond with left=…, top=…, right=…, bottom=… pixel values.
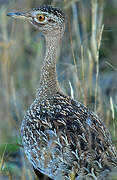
left=0, top=0, right=117, bottom=179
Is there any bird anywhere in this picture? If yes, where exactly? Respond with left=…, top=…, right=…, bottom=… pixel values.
left=7, top=5, right=117, bottom=180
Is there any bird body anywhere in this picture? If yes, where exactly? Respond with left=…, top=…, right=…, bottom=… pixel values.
left=7, top=5, right=117, bottom=180
left=21, top=92, right=117, bottom=179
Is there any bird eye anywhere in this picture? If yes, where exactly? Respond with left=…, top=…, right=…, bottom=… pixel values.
left=36, top=14, right=45, bottom=22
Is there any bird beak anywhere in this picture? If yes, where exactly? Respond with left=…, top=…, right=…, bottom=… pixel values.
left=7, top=11, right=31, bottom=20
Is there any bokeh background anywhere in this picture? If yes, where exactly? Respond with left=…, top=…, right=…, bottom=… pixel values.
left=0, top=0, right=117, bottom=179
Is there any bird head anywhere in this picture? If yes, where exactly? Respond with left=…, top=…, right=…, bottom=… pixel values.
left=7, top=5, right=65, bottom=36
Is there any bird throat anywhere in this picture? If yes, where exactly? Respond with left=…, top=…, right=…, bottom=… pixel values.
left=36, top=34, right=62, bottom=100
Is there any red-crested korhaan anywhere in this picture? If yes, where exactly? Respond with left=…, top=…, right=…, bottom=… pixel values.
left=7, top=5, right=117, bottom=180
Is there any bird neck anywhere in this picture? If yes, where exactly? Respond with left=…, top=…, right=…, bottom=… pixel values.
left=36, top=34, right=62, bottom=100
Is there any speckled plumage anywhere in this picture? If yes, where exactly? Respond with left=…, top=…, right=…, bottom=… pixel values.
left=8, top=5, right=117, bottom=180
left=21, top=92, right=117, bottom=179
left=34, top=5, right=65, bottom=21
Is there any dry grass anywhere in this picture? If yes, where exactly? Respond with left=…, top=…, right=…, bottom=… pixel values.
left=0, top=0, right=117, bottom=179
